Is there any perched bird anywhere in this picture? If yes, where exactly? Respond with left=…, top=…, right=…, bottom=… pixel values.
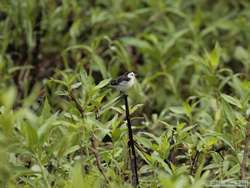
left=110, top=72, right=136, bottom=92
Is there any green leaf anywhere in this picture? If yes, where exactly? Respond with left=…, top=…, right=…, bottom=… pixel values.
left=0, top=87, right=16, bottom=109
left=21, top=122, right=38, bottom=151
left=151, top=152, right=172, bottom=174
left=169, top=106, right=185, bottom=114
left=99, top=96, right=121, bottom=115
left=224, top=164, right=240, bottom=177
left=131, top=104, right=144, bottom=114
left=221, top=94, right=242, bottom=109
left=121, top=37, right=151, bottom=50
left=209, top=43, right=220, bottom=69
left=95, top=79, right=111, bottom=89
left=234, top=46, right=249, bottom=61
left=0, top=110, right=15, bottom=136
left=70, top=82, right=82, bottom=90
left=40, top=98, right=51, bottom=119
left=92, top=54, right=108, bottom=79
left=38, top=113, right=58, bottom=144
left=204, top=42, right=221, bottom=71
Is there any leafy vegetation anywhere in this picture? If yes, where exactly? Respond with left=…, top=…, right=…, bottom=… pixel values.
left=0, top=0, right=250, bottom=187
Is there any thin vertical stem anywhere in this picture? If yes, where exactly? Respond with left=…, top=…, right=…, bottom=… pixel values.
left=123, top=94, right=139, bottom=187
left=36, top=155, right=51, bottom=188
left=190, top=151, right=200, bottom=176
left=68, top=91, right=84, bottom=118
left=90, top=135, right=110, bottom=184
left=68, top=91, right=109, bottom=183
left=240, top=118, right=250, bottom=179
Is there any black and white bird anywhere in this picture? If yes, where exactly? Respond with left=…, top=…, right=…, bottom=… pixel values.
left=110, top=72, right=136, bottom=92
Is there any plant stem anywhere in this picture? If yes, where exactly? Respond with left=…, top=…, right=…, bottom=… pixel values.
left=69, top=91, right=84, bottom=118
left=190, top=151, right=200, bottom=176
left=240, top=118, right=250, bottom=179
left=123, top=94, right=139, bottom=187
left=90, top=135, right=110, bottom=184
left=67, top=90, right=110, bottom=183
left=36, top=156, right=51, bottom=188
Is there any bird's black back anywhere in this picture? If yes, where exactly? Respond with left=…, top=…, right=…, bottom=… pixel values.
left=110, top=72, right=131, bottom=86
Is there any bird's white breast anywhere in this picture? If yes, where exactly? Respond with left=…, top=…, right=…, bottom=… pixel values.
left=116, top=77, right=135, bottom=92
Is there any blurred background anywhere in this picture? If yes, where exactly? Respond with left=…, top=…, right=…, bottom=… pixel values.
left=0, top=0, right=250, bottom=187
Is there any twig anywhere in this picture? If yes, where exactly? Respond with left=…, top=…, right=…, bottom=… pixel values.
left=134, top=141, right=150, bottom=154
left=90, top=135, right=109, bottom=183
left=68, top=91, right=84, bottom=118
left=67, top=92, right=109, bottom=183
left=190, top=151, right=200, bottom=176
left=240, top=117, right=250, bottom=179
left=123, top=94, right=139, bottom=187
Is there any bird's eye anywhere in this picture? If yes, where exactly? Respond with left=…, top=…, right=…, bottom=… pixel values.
left=128, top=72, right=135, bottom=78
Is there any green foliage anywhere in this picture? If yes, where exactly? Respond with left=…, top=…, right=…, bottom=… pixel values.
left=0, top=0, right=250, bottom=187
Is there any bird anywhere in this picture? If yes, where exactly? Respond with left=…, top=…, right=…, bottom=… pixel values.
left=110, top=72, right=136, bottom=92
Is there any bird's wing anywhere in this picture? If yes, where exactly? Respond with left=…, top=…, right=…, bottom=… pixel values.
left=117, top=74, right=130, bottom=83
left=110, top=79, right=118, bottom=86
left=110, top=73, right=130, bottom=86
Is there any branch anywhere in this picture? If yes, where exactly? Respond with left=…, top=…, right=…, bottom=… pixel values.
left=123, top=94, right=139, bottom=187
left=190, top=151, right=200, bottom=176
left=68, top=91, right=84, bottom=118
left=68, top=91, right=109, bottom=183
left=90, top=135, right=109, bottom=184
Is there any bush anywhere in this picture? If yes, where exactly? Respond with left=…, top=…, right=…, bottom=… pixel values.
left=0, top=0, right=250, bottom=187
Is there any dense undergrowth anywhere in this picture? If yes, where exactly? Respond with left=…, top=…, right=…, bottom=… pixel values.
left=0, top=0, right=250, bottom=187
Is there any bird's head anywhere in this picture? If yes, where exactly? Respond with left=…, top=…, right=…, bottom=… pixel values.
left=127, top=72, right=136, bottom=79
